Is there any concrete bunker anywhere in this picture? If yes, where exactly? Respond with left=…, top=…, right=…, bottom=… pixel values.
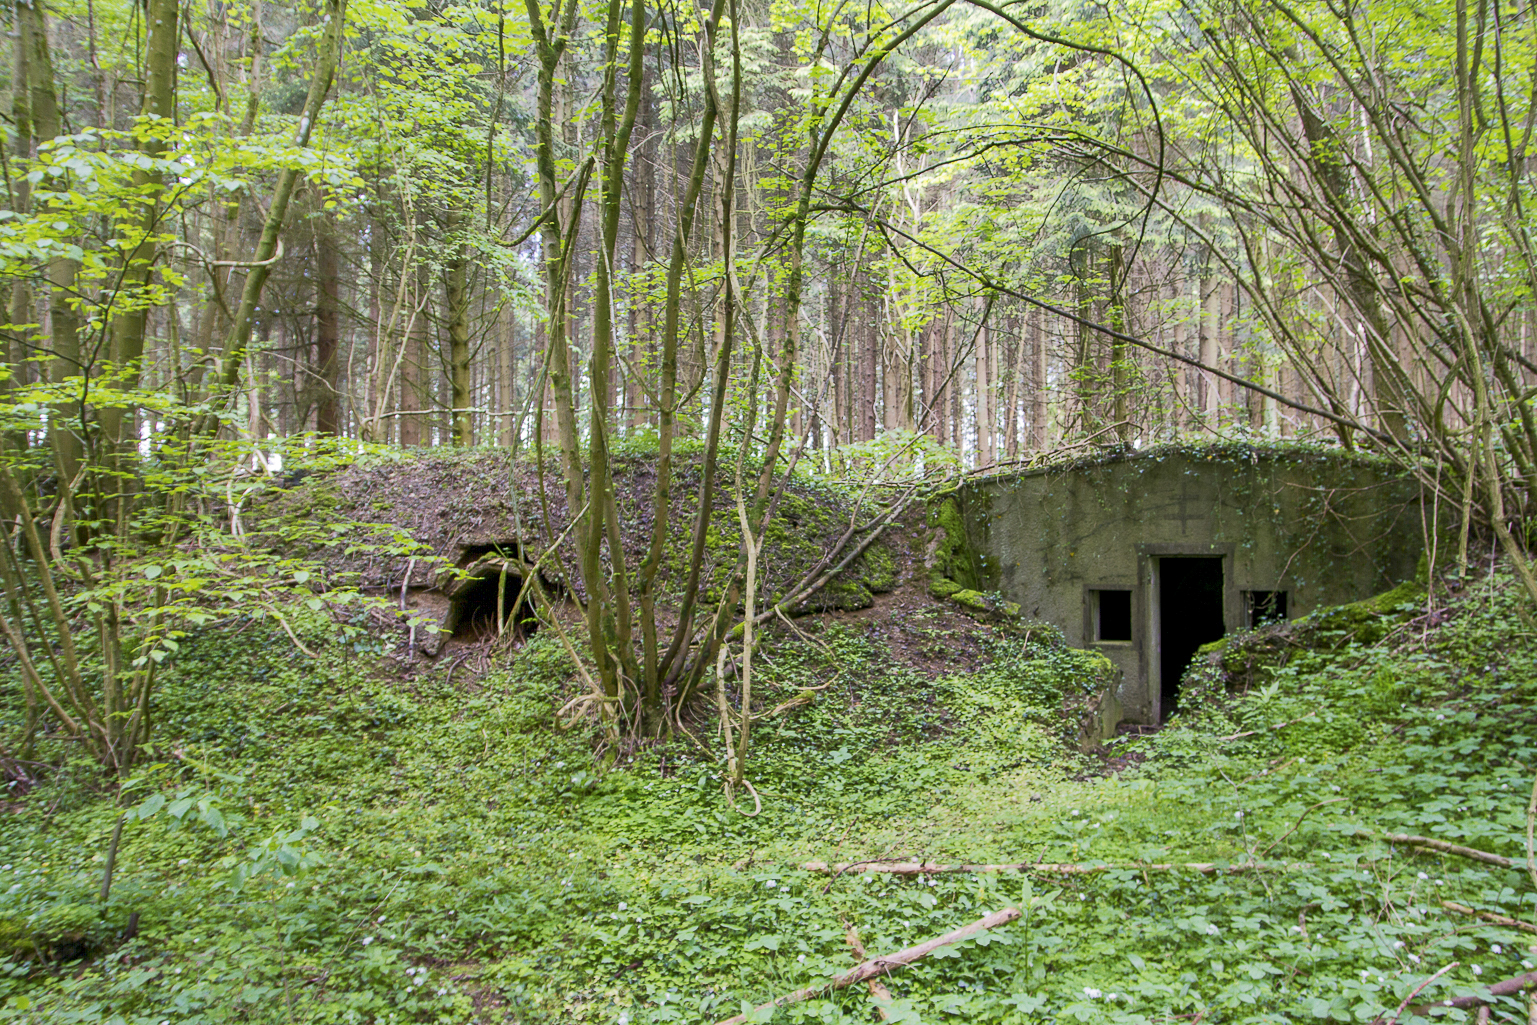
left=947, top=445, right=1425, bottom=726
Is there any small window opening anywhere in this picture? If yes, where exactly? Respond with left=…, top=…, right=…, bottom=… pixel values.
left=1246, top=590, right=1288, bottom=629
left=448, top=571, right=539, bottom=642
left=1093, top=589, right=1133, bottom=642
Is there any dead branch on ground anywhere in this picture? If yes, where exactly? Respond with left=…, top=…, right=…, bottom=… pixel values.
left=713, top=908, right=1020, bottom=1025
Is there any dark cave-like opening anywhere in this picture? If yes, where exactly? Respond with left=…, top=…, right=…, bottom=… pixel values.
left=449, top=572, right=539, bottom=641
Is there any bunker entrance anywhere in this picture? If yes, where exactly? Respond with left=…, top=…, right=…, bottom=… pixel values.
left=447, top=571, right=539, bottom=642
left=1158, top=557, right=1225, bottom=720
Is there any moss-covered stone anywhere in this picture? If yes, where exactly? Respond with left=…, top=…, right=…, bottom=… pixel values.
left=1307, top=578, right=1426, bottom=644
left=929, top=576, right=963, bottom=599
left=925, top=493, right=980, bottom=599
left=861, top=542, right=898, bottom=593
left=949, top=589, right=1022, bottom=620
left=1209, top=575, right=1428, bottom=689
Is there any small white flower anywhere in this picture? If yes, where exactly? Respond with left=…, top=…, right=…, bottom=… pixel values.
left=797, top=954, right=806, bottom=962
left=617, top=902, right=627, bottom=911
left=1417, top=872, right=1428, bottom=880
left=1235, top=811, right=1244, bottom=819
left=1409, top=954, right=1421, bottom=964
left=1394, top=941, right=1405, bottom=949
left=765, top=880, right=777, bottom=889
left=1522, top=960, right=1533, bottom=969
left=1492, top=945, right=1504, bottom=954
left=436, top=988, right=446, bottom=996
left=1330, top=785, right=1341, bottom=792
left=1473, top=966, right=1483, bottom=976
left=362, top=936, right=374, bottom=946
left=1084, top=987, right=1102, bottom=998
left=1437, top=714, right=1445, bottom=720
left=1205, top=924, right=1220, bottom=936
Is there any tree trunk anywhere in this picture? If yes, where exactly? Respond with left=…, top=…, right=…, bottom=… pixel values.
left=400, top=273, right=428, bottom=447
left=860, top=284, right=877, bottom=442
left=101, top=0, right=178, bottom=450
left=18, top=2, right=82, bottom=482
left=1200, top=266, right=1220, bottom=430
left=500, top=301, right=516, bottom=446
left=444, top=214, right=472, bottom=446
left=1031, top=309, right=1047, bottom=449
left=314, top=212, right=342, bottom=435
left=977, top=313, right=993, bottom=466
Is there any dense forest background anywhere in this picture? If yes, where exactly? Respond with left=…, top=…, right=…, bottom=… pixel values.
left=4, top=0, right=1532, bottom=471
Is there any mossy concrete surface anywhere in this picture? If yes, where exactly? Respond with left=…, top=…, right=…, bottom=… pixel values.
left=956, top=443, right=1425, bottom=723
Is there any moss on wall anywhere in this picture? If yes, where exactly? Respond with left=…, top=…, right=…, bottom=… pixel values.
left=925, top=492, right=981, bottom=601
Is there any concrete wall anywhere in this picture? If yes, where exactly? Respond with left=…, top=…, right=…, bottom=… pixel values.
left=958, top=447, right=1424, bottom=724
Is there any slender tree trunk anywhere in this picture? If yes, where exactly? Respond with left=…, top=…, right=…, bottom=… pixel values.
left=444, top=214, right=473, bottom=446
left=314, top=212, right=341, bottom=435
left=1031, top=309, right=1047, bottom=449
left=401, top=273, right=428, bottom=447
left=1200, top=265, right=1220, bottom=430
left=4, top=0, right=35, bottom=478
left=977, top=313, right=993, bottom=466
left=860, top=284, right=877, bottom=442
left=500, top=301, right=516, bottom=446
left=16, top=2, right=81, bottom=481
left=101, top=0, right=178, bottom=451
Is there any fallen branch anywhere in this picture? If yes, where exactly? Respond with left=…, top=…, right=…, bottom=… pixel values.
left=843, top=923, right=892, bottom=1020
left=1219, top=709, right=1319, bottom=742
left=713, top=908, right=1020, bottom=1025
left=1382, top=833, right=1514, bottom=869
left=1385, top=963, right=1458, bottom=1025
left=1370, top=968, right=1537, bottom=1024
left=804, top=859, right=1303, bottom=876
left=1441, top=901, right=1537, bottom=935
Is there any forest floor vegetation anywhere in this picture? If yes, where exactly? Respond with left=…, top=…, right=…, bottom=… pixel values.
left=0, top=555, right=1534, bottom=1024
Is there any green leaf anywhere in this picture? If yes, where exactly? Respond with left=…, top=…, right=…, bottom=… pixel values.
left=135, top=793, right=166, bottom=820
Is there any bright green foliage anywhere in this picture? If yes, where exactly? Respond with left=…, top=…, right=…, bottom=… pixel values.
left=0, top=562, right=1532, bottom=1021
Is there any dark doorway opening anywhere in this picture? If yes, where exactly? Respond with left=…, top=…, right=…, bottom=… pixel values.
left=1159, top=557, right=1225, bottom=719
left=448, top=572, right=539, bottom=642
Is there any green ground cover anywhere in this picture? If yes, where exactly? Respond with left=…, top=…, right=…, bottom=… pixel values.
left=0, top=565, right=1534, bottom=1024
